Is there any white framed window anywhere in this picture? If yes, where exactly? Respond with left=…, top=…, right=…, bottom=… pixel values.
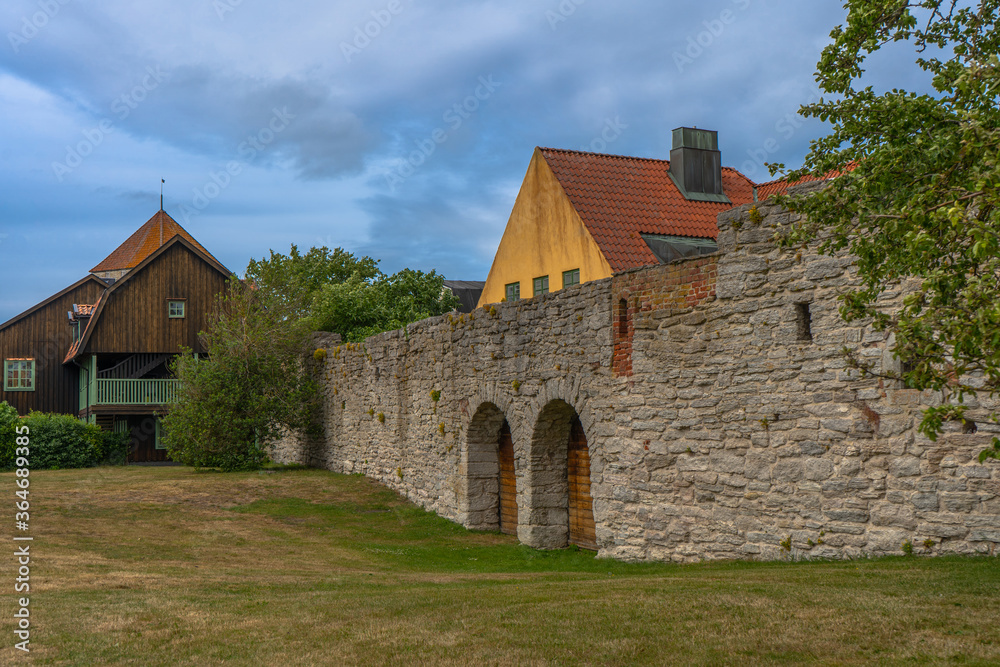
left=168, top=300, right=186, bottom=319
left=4, top=359, right=35, bottom=392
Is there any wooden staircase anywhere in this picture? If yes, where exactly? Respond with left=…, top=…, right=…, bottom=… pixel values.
left=97, top=354, right=171, bottom=379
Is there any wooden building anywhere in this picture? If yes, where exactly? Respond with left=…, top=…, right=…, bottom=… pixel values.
left=0, top=210, right=231, bottom=462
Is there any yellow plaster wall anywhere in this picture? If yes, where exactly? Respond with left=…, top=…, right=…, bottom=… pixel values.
left=478, top=149, right=612, bottom=307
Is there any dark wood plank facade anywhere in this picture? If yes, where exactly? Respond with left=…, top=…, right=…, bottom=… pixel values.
left=82, top=240, right=230, bottom=356
left=123, top=415, right=170, bottom=463
left=0, top=276, right=107, bottom=415
left=567, top=416, right=597, bottom=550
left=71, top=237, right=231, bottom=463
left=2, top=220, right=230, bottom=463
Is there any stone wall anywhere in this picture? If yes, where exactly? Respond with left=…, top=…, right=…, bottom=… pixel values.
left=273, top=186, right=1000, bottom=562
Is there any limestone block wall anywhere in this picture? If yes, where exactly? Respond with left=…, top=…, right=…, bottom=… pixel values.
left=285, top=279, right=618, bottom=550
left=273, top=185, right=1000, bottom=562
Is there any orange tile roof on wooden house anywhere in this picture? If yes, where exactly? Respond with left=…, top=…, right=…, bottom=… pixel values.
left=90, top=210, right=218, bottom=273
left=538, top=148, right=756, bottom=272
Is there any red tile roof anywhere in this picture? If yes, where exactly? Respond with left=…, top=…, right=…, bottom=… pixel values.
left=90, top=210, right=218, bottom=273
left=74, top=304, right=96, bottom=317
left=755, top=174, right=822, bottom=200
left=539, top=148, right=756, bottom=272
left=756, top=163, right=856, bottom=200
left=755, top=178, right=792, bottom=200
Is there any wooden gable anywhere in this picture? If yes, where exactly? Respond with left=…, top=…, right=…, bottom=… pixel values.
left=0, top=276, right=108, bottom=415
left=78, top=236, right=231, bottom=357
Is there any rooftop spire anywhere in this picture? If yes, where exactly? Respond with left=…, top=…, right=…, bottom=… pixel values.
left=159, top=179, right=165, bottom=245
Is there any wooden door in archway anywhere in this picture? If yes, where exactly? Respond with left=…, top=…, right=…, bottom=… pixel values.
left=567, top=416, right=597, bottom=550
left=498, top=419, right=518, bottom=535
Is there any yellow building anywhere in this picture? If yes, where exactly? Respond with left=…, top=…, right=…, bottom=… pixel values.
left=478, top=128, right=757, bottom=307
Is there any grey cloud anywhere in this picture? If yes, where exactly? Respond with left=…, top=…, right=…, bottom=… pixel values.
left=121, top=66, right=373, bottom=178
left=356, top=185, right=509, bottom=280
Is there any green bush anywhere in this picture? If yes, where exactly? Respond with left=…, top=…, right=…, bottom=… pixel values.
left=9, top=411, right=129, bottom=470
left=22, top=412, right=97, bottom=469
left=0, top=401, right=19, bottom=468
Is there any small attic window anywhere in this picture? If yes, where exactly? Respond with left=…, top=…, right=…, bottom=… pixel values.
left=795, top=303, right=813, bottom=341
left=168, top=300, right=186, bottom=319
left=640, top=234, right=717, bottom=264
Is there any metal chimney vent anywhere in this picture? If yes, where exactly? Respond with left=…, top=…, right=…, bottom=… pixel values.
left=668, top=127, right=730, bottom=203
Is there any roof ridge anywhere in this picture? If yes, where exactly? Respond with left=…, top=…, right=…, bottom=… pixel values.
left=538, top=147, right=668, bottom=163
left=540, top=146, right=757, bottom=180
left=755, top=175, right=788, bottom=188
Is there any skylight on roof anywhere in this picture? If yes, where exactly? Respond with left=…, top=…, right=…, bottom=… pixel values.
left=640, top=234, right=717, bottom=264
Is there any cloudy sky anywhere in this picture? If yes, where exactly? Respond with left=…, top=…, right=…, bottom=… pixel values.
left=0, top=0, right=920, bottom=322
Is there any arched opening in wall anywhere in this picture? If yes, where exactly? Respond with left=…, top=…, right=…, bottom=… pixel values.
left=498, top=419, right=518, bottom=535
left=462, top=402, right=515, bottom=532
left=525, top=400, right=597, bottom=551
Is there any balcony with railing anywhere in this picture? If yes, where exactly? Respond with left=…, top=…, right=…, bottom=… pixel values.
left=94, top=378, right=179, bottom=406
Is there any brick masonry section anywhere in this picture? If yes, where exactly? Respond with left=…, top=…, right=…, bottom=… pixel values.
left=612, top=256, right=719, bottom=378
left=271, top=183, right=1000, bottom=562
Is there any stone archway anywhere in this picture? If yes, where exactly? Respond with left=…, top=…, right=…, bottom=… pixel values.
left=459, top=402, right=515, bottom=531
left=519, top=398, right=597, bottom=550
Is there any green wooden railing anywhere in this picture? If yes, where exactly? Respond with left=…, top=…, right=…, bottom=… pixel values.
left=95, top=379, right=178, bottom=405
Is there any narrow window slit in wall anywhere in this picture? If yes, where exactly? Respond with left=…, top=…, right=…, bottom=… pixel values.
left=795, top=302, right=813, bottom=341
left=899, top=360, right=917, bottom=388
left=618, top=299, right=628, bottom=338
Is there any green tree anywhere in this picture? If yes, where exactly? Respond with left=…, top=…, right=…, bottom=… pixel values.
left=245, top=245, right=380, bottom=319
left=247, top=244, right=460, bottom=343
left=311, top=268, right=459, bottom=342
left=775, top=0, right=1000, bottom=459
left=162, top=279, right=318, bottom=471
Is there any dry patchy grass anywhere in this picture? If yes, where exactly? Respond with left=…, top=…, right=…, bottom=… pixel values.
left=0, top=466, right=998, bottom=665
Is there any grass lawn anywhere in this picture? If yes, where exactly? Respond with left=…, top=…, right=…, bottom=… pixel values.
left=2, top=466, right=999, bottom=665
